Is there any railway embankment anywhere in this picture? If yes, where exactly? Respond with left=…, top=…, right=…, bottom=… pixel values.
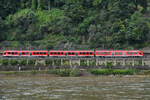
left=0, top=58, right=150, bottom=71
left=0, top=57, right=150, bottom=76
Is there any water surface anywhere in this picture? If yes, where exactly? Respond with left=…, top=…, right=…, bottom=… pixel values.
left=0, top=75, right=150, bottom=100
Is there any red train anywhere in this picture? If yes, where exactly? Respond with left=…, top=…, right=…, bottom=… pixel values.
left=2, top=50, right=144, bottom=57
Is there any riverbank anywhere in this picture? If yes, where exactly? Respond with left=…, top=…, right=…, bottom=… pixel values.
left=0, top=69, right=150, bottom=77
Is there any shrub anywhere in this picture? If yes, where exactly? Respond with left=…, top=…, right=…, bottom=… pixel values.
left=45, top=59, right=53, bottom=66
left=9, top=59, right=18, bottom=66
left=89, top=60, right=96, bottom=66
left=80, top=60, right=87, bottom=66
left=90, top=69, right=135, bottom=75
left=28, top=60, right=36, bottom=66
left=106, top=62, right=113, bottom=69
left=54, top=59, right=61, bottom=66
left=2, top=59, right=9, bottom=66
left=18, top=59, right=27, bottom=66
left=56, top=69, right=70, bottom=77
left=70, top=70, right=82, bottom=77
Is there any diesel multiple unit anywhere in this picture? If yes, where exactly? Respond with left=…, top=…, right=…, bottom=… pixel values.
left=2, top=50, right=144, bottom=57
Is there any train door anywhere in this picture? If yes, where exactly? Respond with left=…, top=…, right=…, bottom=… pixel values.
left=65, top=52, right=67, bottom=56
left=123, top=52, right=125, bottom=56
left=112, top=52, right=115, bottom=57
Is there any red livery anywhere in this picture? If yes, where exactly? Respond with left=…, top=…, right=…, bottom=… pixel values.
left=2, top=50, right=144, bottom=57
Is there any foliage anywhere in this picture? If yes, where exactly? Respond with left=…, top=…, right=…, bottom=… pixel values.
left=28, top=59, right=36, bottom=66
left=9, top=59, right=18, bottom=66
left=70, top=70, right=82, bottom=77
left=0, top=0, right=150, bottom=49
left=45, top=59, right=53, bottom=66
left=106, top=62, right=113, bottom=69
left=18, top=59, right=27, bottom=66
left=56, top=69, right=70, bottom=77
left=56, top=69, right=82, bottom=77
left=90, top=69, right=135, bottom=75
left=1, top=59, right=9, bottom=66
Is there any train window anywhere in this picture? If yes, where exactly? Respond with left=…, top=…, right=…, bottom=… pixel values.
left=127, top=52, right=130, bottom=54
left=12, top=52, right=14, bottom=55
left=15, top=52, right=17, bottom=54
left=54, top=52, right=57, bottom=55
left=26, top=52, right=29, bottom=55
left=50, top=52, right=53, bottom=55
left=68, top=52, right=71, bottom=55
left=80, top=52, right=82, bottom=54
left=90, top=52, right=93, bottom=55
left=131, top=52, right=133, bottom=54
left=107, top=52, right=110, bottom=54
left=87, top=52, right=89, bottom=54
left=104, top=52, right=107, bottom=54
left=119, top=52, right=122, bottom=55
left=72, top=52, right=75, bottom=55
left=37, top=52, right=39, bottom=54
left=134, top=52, right=137, bottom=54
left=83, top=52, right=85, bottom=54
left=61, top=52, right=63, bottom=55
left=58, top=52, right=60, bottom=55
left=4, top=52, right=6, bottom=55
left=44, top=52, right=46, bottom=55
left=101, top=52, right=103, bottom=54
left=22, top=52, right=25, bottom=55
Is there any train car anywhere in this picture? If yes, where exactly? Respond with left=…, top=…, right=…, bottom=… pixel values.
left=95, top=50, right=144, bottom=57
left=2, top=50, right=20, bottom=57
left=2, top=50, right=143, bottom=57
left=31, top=50, right=48, bottom=57
left=49, top=50, right=94, bottom=57
left=2, top=50, right=49, bottom=57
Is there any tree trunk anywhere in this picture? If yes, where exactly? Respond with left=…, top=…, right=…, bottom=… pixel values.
left=48, top=0, right=51, bottom=11
left=32, top=0, right=37, bottom=10
left=37, top=0, right=41, bottom=10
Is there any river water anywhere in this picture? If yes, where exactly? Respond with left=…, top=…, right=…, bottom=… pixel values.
left=0, top=75, right=150, bottom=100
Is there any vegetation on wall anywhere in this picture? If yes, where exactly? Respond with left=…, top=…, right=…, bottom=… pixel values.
left=0, top=0, right=150, bottom=49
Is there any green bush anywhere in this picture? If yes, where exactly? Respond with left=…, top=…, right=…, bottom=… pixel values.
left=89, top=60, right=96, bottom=66
left=28, top=60, right=36, bottom=66
left=63, top=60, right=69, bottom=66
left=70, top=70, right=82, bottom=77
left=45, top=60, right=53, bottom=66
left=112, top=70, right=134, bottom=75
left=138, top=60, right=142, bottom=65
left=80, top=60, right=87, bottom=66
left=9, top=59, right=18, bottom=66
left=54, top=59, right=61, bottom=66
left=106, top=62, right=113, bottom=69
left=90, top=69, right=135, bottom=75
left=56, top=69, right=82, bottom=77
left=56, top=69, right=70, bottom=77
left=1, top=59, right=9, bottom=66
left=18, top=59, right=27, bottom=66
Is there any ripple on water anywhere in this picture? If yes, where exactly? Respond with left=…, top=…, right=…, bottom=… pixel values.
left=1, top=76, right=150, bottom=100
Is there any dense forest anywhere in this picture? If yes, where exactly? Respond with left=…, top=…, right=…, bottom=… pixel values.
left=0, top=0, right=150, bottom=49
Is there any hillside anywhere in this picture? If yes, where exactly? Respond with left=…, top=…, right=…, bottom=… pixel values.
left=0, top=0, right=150, bottom=50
